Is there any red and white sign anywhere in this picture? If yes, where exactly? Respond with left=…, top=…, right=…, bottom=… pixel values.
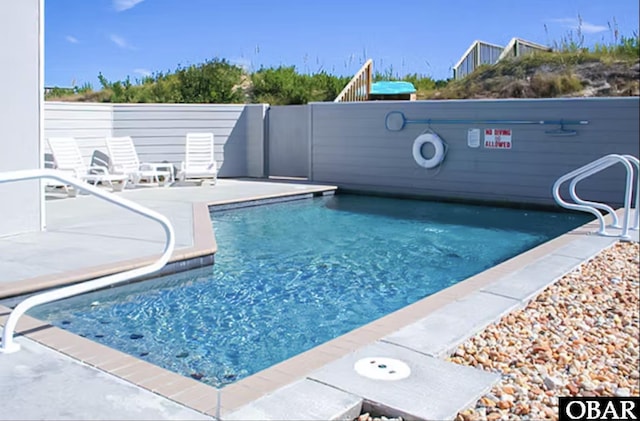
left=484, top=128, right=512, bottom=149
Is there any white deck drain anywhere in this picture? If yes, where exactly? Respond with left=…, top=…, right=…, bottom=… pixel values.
left=354, top=357, right=411, bottom=381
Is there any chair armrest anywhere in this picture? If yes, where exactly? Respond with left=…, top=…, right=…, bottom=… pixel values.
left=87, top=165, right=108, bottom=175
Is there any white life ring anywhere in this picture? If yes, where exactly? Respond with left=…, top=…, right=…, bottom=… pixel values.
left=412, top=132, right=445, bottom=169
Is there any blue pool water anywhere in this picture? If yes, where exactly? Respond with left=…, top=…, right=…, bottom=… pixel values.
left=29, top=195, right=591, bottom=386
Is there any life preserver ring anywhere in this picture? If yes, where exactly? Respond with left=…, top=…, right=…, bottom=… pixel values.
left=412, top=132, right=445, bottom=169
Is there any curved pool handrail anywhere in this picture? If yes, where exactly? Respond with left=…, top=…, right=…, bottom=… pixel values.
left=552, top=155, right=618, bottom=234
left=568, top=158, right=625, bottom=228
left=0, top=168, right=175, bottom=354
left=622, top=154, right=639, bottom=230
left=568, top=156, right=634, bottom=238
left=552, top=154, right=635, bottom=239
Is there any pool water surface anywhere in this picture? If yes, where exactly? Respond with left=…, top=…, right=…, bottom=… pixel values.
left=29, top=195, right=591, bottom=386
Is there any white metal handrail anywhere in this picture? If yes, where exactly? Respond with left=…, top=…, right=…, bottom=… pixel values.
left=567, top=157, right=628, bottom=228
left=552, top=154, right=638, bottom=239
left=622, top=154, right=640, bottom=230
left=0, top=169, right=175, bottom=353
left=569, top=154, right=640, bottom=231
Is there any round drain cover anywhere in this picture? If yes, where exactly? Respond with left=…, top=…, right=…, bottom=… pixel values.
left=354, top=357, right=411, bottom=381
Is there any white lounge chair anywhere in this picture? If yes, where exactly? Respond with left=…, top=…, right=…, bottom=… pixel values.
left=43, top=152, right=75, bottom=197
left=105, top=136, right=173, bottom=187
left=177, top=133, right=218, bottom=186
left=47, top=137, right=128, bottom=196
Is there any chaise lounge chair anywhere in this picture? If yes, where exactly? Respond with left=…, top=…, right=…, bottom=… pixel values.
left=47, top=137, right=128, bottom=196
left=177, top=132, right=218, bottom=186
left=105, top=136, right=173, bottom=187
left=43, top=152, right=75, bottom=197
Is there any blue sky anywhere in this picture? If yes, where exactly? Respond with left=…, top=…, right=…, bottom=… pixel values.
left=45, top=0, right=639, bottom=88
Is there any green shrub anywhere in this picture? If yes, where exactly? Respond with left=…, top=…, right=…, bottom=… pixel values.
left=174, top=59, right=244, bottom=103
left=250, top=66, right=350, bottom=104
left=251, top=66, right=311, bottom=105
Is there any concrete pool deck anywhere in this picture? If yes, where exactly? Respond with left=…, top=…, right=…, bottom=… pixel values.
left=0, top=178, right=336, bottom=297
left=0, top=180, right=638, bottom=420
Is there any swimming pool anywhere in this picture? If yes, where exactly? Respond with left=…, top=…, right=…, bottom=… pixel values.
left=28, top=194, right=591, bottom=386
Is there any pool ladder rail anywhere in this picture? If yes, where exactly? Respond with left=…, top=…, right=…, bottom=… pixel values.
left=553, top=154, right=639, bottom=240
left=0, top=168, right=175, bottom=354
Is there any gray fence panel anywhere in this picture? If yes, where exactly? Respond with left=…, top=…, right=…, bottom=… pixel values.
left=112, top=104, right=248, bottom=177
left=310, top=98, right=640, bottom=207
left=246, top=104, right=268, bottom=178
left=267, top=105, right=309, bottom=178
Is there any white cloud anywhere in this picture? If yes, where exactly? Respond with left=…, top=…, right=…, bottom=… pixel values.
left=580, top=22, right=609, bottom=34
left=113, top=0, right=144, bottom=12
left=549, top=17, right=608, bottom=34
left=110, top=34, right=135, bottom=50
left=65, top=35, right=79, bottom=44
left=134, top=68, right=152, bottom=77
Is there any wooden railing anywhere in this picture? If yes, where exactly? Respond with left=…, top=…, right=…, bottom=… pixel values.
left=334, top=59, right=373, bottom=102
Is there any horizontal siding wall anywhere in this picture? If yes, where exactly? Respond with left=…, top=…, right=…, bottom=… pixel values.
left=112, top=103, right=249, bottom=177
left=43, top=102, right=265, bottom=178
left=310, top=98, right=640, bottom=207
left=44, top=102, right=113, bottom=163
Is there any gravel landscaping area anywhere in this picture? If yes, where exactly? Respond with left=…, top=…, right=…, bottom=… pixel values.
left=351, top=241, right=638, bottom=421
left=452, top=241, right=640, bottom=421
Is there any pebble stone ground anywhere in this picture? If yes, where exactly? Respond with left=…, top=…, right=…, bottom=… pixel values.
left=355, top=241, right=639, bottom=421
left=452, top=241, right=640, bottom=421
